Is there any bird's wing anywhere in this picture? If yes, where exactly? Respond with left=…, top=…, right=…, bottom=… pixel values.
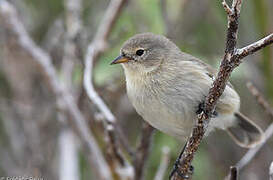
left=188, top=55, right=234, bottom=89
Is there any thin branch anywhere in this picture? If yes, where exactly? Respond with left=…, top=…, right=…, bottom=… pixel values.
left=83, top=0, right=134, bottom=177
left=59, top=128, right=80, bottom=180
left=0, top=2, right=112, bottom=180
left=222, top=1, right=232, bottom=16
left=154, top=146, right=171, bottom=180
left=236, top=123, right=273, bottom=170
left=236, top=34, right=273, bottom=59
left=235, top=83, right=273, bottom=170
left=83, top=0, right=133, bottom=156
left=171, top=0, right=273, bottom=179
left=83, top=0, right=127, bottom=124
left=246, top=82, right=273, bottom=118
left=133, top=122, right=154, bottom=180
left=270, top=162, right=273, bottom=180
left=228, top=166, right=238, bottom=180
left=61, top=0, right=83, bottom=91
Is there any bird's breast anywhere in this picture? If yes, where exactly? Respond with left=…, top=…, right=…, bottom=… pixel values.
left=125, top=72, right=194, bottom=139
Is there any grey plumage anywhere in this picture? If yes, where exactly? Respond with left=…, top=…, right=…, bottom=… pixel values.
left=112, top=33, right=264, bottom=148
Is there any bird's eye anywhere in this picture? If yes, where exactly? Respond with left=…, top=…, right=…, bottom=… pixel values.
left=136, top=49, right=144, bottom=56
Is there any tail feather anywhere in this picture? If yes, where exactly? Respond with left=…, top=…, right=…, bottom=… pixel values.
left=227, top=112, right=264, bottom=148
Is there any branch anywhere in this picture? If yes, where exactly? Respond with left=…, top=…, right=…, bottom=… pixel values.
left=269, top=161, right=273, bottom=180
left=59, top=128, right=79, bottom=180
left=154, top=146, right=171, bottom=180
left=133, top=122, right=154, bottom=180
left=246, top=82, right=273, bottom=119
left=228, top=166, right=238, bottom=180
left=61, top=0, right=83, bottom=90
left=236, top=83, right=273, bottom=170
left=0, top=2, right=113, bottom=180
left=171, top=0, right=273, bottom=179
left=83, top=0, right=134, bottom=177
left=236, top=34, right=273, bottom=59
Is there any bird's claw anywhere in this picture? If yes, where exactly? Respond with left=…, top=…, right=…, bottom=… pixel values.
left=196, top=102, right=218, bottom=118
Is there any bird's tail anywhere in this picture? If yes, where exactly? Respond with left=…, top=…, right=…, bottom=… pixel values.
left=227, top=112, right=264, bottom=148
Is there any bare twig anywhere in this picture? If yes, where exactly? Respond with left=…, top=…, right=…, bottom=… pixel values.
left=236, top=123, right=273, bottom=170
left=133, top=122, right=154, bottom=180
left=0, top=2, right=113, bottom=180
left=59, top=128, right=79, bottom=180
left=270, top=162, right=273, bottom=180
left=83, top=0, right=132, bottom=156
left=83, top=0, right=134, bottom=178
left=83, top=0, right=128, bottom=125
left=235, top=83, right=273, bottom=170
left=154, top=146, right=171, bottom=180
left=236, top=34, right=273, bottom=59
left=228, top=166, right=238, bottom=180
left=246, top=82, right=273, bottom=118
left=171, top=0, right=273, bottom=179
left=61, top=0, right=83, bottom=91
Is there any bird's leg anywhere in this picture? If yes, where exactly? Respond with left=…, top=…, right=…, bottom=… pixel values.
left=196, top=102, right=205, bottom=114
left=196, top=101, right=218, bottom=118
left=169, top=143, right=194, bottom=180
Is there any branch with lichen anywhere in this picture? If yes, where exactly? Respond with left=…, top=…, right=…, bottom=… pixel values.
left=171, top=0, right=273, bottom=179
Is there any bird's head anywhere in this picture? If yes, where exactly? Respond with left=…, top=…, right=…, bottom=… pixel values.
left=111, top=33, right=179, bottom=74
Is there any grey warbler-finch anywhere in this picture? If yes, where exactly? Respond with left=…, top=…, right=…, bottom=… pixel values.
left=111, top=33, right=264, bottom=148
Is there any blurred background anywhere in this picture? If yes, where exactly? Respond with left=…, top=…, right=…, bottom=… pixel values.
left=0, top=0, right=273, bottom=179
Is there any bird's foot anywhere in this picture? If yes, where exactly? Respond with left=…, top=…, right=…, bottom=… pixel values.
left=196, top=102, right=218, bottom=118
left=196, top=102, right=205, bottom=114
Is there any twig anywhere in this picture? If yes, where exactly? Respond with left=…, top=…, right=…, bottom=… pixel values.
left=83, top=0, right=134, bottom=177
left=236, top=34, right=273, bottom=59
left=61, top=0, right=83, bottom=90
left=133, top=122, right=154, bottom=180
left=154, top=146, right=171, bottom=180
left=83, top=0, right=132, bottom=155
left=246, top=82, right=273, bottom=118
left=0, top=2, right=113, bottom=180
left=228, top=166, right=238, bottom=180
left=236, top=123, right=273, bottom=170
left=269, top=161, right=273, bottom=180
left=171, top=0, right=273, bottom=179
left=59, top=128, right=79, bottom=180
left=235, top=83, right=273, bottom=170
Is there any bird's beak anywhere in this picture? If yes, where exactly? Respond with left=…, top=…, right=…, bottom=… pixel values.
left=110, top=55, right=129, bottom=65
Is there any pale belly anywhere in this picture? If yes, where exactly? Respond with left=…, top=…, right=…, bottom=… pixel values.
left=130, top=93, right=195, bottom=140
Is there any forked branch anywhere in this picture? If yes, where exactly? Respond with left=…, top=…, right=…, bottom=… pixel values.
left=171, top=0, right=273, bottom=179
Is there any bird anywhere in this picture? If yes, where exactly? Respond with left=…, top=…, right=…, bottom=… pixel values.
left=111, top=32, right=264, bottom=148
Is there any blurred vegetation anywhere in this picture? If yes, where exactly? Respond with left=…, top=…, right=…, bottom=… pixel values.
left=0, top=0, right=273, bottom=180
